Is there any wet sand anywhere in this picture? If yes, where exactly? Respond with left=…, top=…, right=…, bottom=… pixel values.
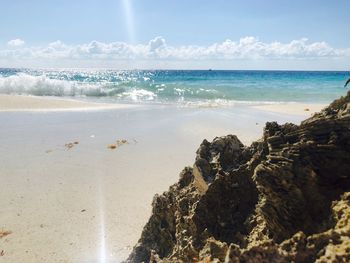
left=0, top=94, right=134, bottom=111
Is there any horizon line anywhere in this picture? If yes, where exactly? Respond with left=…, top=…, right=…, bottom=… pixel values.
left=1, top=67, right=350, bottom=72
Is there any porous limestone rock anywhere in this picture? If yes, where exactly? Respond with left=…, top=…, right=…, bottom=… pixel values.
left=126, top=91, right=350, bottom=263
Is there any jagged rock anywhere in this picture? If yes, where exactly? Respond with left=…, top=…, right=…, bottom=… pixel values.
left=126, top=91, right=350, bottom=263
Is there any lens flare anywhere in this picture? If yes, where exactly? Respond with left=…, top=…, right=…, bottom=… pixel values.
left=99, top=181, right=107, bottom=263
left=122, top=0, right=135, bottom=43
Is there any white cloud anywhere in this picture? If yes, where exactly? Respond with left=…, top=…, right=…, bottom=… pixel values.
left=7, top=38, right=25, bottom=47
left=1, top=36, right=350, bottom=69
left=149, top=36, right=166, bottom=52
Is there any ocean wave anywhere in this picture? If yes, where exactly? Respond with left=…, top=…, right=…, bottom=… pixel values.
left=0, top=73, right=112, bottom=96
left=0, top=73, right=73, bottom=96
left=0, top=69, right=344, bottom=106
left=0, top=73, right=158, bottom=102
left=0, top=74, right=218, bottom=103
left=0, top=74, right=307, bottom=107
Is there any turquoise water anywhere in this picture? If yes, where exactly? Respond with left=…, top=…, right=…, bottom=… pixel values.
left=0, top=69, right=348, bottom=105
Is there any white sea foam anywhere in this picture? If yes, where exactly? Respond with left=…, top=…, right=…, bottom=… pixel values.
left=117, top=88, right=157, bottom=102
left=179, top=99, right=288, bottom=108
left=174, top=88, right=185, bottom=96
left=0, top=74, right=120, bottom=97
left=0, top=73, right=73, bottom=96
left=0, top=73, right=159, bottom=101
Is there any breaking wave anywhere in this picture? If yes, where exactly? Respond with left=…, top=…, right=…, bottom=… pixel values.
left=0, top=73, right=158, bottom=101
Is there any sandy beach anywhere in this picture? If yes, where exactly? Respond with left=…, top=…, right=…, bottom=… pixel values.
left=0, top=95, right=327, bottom=262
left=253, top=102, right=327, bottom=116
left=0, top=94, right=135, bottom=112
left=1, top=0, right=349, bottom=260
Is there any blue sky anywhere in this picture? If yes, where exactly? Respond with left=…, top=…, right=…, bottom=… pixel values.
left=1, top=0, right=350, bottom=69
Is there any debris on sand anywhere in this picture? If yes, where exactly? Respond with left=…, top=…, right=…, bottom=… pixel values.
left=108, top=144, right=117, bottom=149
left=0, top=230, right=12, bottom=239
left=65, top=142, right=74, bottom=150
left=117, top=139, right=129, bottom=146
left=107, top=139, right=130, bottom=150
left=65, top=141, right=79, bottom=150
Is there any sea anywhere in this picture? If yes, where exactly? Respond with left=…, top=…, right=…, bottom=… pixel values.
left=0, top=69, right=349, bottom=106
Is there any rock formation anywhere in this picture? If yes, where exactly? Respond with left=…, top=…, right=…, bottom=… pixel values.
left=126, top=92, right=350, bottom=263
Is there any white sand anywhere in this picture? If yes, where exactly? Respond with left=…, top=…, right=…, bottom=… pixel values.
left=0, top=96, right=323, bottom=262
left=0, top=94, right=134, bottom=111
left=253, top=103, right=327, bottom=117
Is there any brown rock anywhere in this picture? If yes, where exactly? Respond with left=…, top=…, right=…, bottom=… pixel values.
left=126, top=91, right=350, bottom=263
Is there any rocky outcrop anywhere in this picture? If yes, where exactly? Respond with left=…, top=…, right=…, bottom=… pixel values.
left=126, top=92, right=350, bottom=263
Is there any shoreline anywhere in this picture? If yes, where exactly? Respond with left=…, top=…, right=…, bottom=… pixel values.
left=252, top=102, right=327, bottom=116
left=0, top=94, right=135, bottom=112
left=0, top=94, right=327, bottom=116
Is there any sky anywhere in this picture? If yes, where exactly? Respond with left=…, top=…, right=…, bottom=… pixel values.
left=1, top=0, right=350, bottom=70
